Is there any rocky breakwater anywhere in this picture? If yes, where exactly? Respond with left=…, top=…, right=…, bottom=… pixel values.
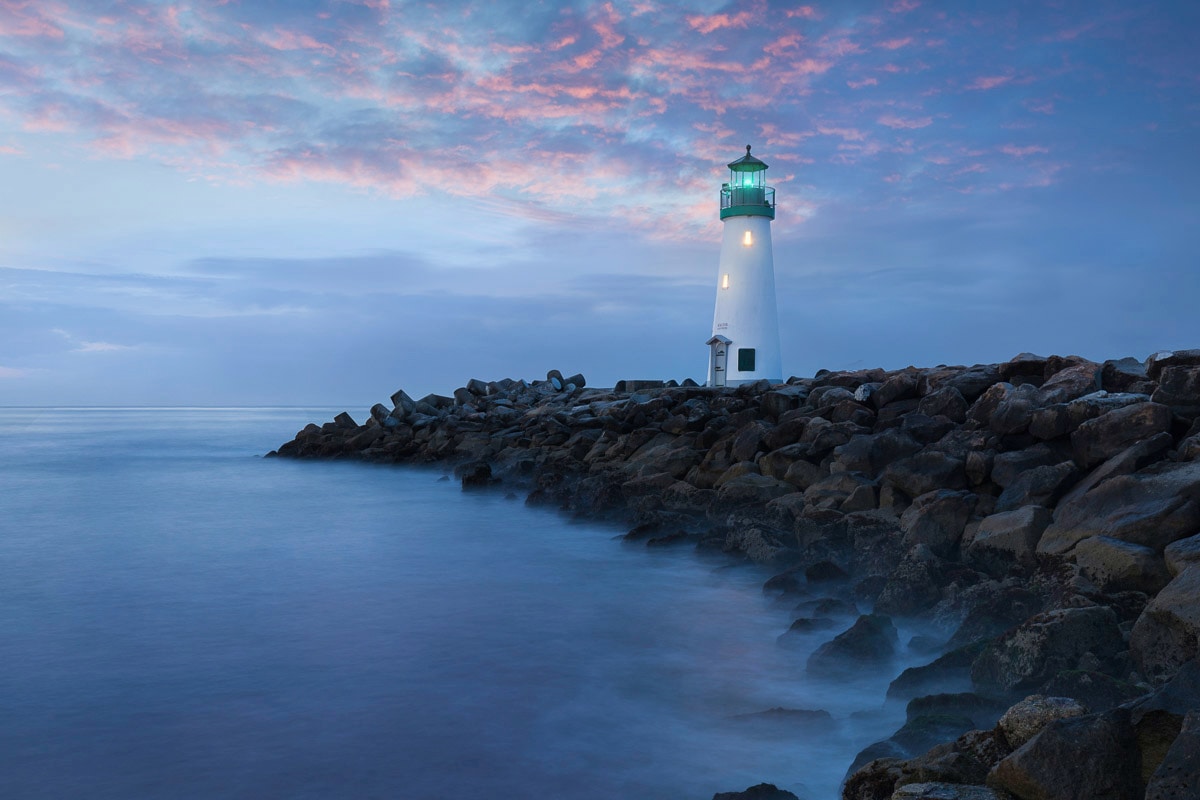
left=270, top=351, right=1200, bottom=800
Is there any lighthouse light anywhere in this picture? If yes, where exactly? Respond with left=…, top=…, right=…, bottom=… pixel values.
left=742, top=230, right=753, bottom=247
left=721, top=273, right=730, bottom=289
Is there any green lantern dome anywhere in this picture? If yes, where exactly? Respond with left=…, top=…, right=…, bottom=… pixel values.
left=720, top=145, right=775, bottom=220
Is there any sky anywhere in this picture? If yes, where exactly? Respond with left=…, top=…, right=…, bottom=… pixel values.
left=1, top=0, right=1198, bottom=406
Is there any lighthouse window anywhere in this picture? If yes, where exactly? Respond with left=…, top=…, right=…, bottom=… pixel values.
left=721, top=274, right=730, bottom=289
left=738, top=348, right=756, bottom=371
left=742, top=230, right=753, bottom=247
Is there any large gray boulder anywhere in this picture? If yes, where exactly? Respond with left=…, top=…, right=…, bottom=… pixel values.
left=1073, top=535, right=1170, bottom=594
left=1151, top=365, right=1200, bottom=420
left=900, top=490, right=976, bottom=556
left=1038, top=460, right=1200, bottom=556
left=1127, top=659, right=1200, bottom=783
left=890, top=783, right=1010, bottom=799
left=997, top=694, right=1088, bottom=749
left=1036, top=360, right=1102, bottom=405
left=883, top=452, right=968, bottom=499
left=807, top=614, right=898, bottom=676
left=963, top=506, right=1052, bottom=574
left=971, top=606, right=1125, bottom=693
left=1146, top=349, right=1200, bottom=381
left=990, top=445, right=1062, bottom=489
left=993, top=461, right=1078, bottom=513
left=987, top=708, right=1143, bottom=800
left=1055, top=432, right=1173, bottom=510
left=1070, top=401, right=1173, bottom=469
left=1130, top=566, right=1200, bottom=684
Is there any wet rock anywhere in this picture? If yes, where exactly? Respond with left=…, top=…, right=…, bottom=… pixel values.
left=1073, top=535, right=1170, bottom=594
left=807, top=614, right=898, bottom=676
left=971, top=606, right=1125, bottom=693
left=987, top=708, right=1142, bottom=800
left=1038, top=460, right=1200, bottom=556
left=875, top=372, right=921, bottom=410
left=963, top=506, right=1052, bottom=575
left=1130, top=567, right=1200, bottom=684
left=457, top=460, right=495, bottom=489
left=997, top=694, right=1089, bottom=749
left=922, top=364, right=1003, bottom=403
left=990, top=383, right=1041, bottom=436
left=899, top=490, right=976, bottom=557
left=993, top=461, right=1078, bottom=514
left=889, top=641, right=990, bottom=700
left=1070, top=401, right=1173, bottom=469
left=711, top=783, right=799, bottom=800
left=907, top=693, right=1005, bottom=730
left=875, top=545, right=945, bottom=616
left=715, top=474, right=795, bottom=509
left=777, top=617, right=837, bottom=647
left=1145, top=709, right=1200, bottom=800
left=831, top=430, right=923, bottom=477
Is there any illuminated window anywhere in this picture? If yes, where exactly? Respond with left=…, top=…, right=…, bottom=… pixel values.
left=721, top=274, right=730, bottom=289
left=742, top=230, right=753, bottom=247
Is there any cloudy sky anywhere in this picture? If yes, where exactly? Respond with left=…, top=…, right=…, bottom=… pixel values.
left=1, top=0, right=1197, bottom=406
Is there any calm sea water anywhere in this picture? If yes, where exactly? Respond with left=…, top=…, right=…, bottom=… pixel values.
left=0, top=408, right=924, bottom=800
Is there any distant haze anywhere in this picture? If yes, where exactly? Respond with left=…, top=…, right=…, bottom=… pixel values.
left=1, top=1, right=1197, bottom=407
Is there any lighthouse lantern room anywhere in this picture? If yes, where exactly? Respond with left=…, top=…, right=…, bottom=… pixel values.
left=706, top=145, right=783, bottom=387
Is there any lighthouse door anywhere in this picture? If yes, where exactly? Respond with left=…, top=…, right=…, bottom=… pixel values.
left=711, top=343, right=727, bottom=387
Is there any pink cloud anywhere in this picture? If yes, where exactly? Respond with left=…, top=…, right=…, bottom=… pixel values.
left=816, top=125, right=867, bottom=142
left=0, top=1, right=64, bottom=39
left=889, top=0, right=920, bottom=11
left=968, top=75, right=1012, bottom=90
left=685, top=10, right=754, bottom=35
left=785, top=6, right=820, bottom=19
left=883, top=173, right=903, bottom=183
left=1000, top=144, right=1049, bottom=157
left=878, top=114, right=932, bottom=129
left=0, top=144, right=22, bottom=155
left=1025, top=98, right=1056, bottom=114
left=764, top=33, right=803, bottom=56
left=847, top=77, right=878, bottom=89
left=0, top=366, right=28, bottom=378
left=879, top=37, right=912, bottom=50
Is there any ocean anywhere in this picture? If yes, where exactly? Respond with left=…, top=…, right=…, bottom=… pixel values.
left=0, top=408, right=922, bottom=800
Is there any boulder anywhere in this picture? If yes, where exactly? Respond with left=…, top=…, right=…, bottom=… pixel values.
left=1146, top=348, right=1200, bottom=381
left=1128, top=659, right=1200, bottom=782
left=889, top=641, right=989, bottom=700
left=807, top=614, right=898, bottom=676
left=883, top=452, right=968, bottom=499
left=804, top=471, right=876, bottom=510
left=1070, top=402, right=1173, bottom=469
left=900, top=490, right=977, bottom=556
left=831, top=430, right=923, bottom=476
left=1164, top=532, right=1200, bottom=577
left=1145, top=709, right=1200, bottom=800
left=1130, top=567, right=1200, bottom=684
left=1000, top=352, right=1049, bottom=382
left=1038, top=460, right=1200, bottom=556
left=1073, top=535, right=1170, bottom=594
left=990, top=383, right=1041, bottom=436
left=715, top=474, right=795, bottom=510
left=1055, top=432, right=1173, bottom=510
left=917, top=387, right=969, bottom=424
left=990, top=445, right=1062, bottom=490
left=997, top=694, right=1088, bottom=749
left=731, top=421, right=773, bottom=463
left=900, top=414, right=956, bottom=445
left=922, top=364, right=1003, bottom=403
left=1036, top=361, right=1102, bottom=405
left=971, top=606, right=1125, bottom=693
left=987, top=708, right=1143, bottom=800
left=875, top=371, right=921, bottom=409
left=1102, top=357, right=1150, bottom=392
left=1152, top=365, right=1200, bottom=420
left=993, top=461, right=1078, bottom=514
left=963, top=506, right=1051, bottom=575
left=711, top=783, right=799, bottom=800
left=875, top=545, right=945, bottom=616
left=1038, top=670, right=1146, bottom=712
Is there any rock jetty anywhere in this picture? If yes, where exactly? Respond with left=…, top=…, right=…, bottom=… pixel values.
left=270, top=351, right=1200, bottom=800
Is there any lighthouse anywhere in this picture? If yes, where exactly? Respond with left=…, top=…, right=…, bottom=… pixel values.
left=706, top=145, right=783, bottom=387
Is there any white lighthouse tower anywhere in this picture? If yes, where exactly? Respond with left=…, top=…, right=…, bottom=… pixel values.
left=706, top=145, right=783, bottom=386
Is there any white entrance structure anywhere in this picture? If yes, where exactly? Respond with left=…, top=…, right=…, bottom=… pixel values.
left=706, top=145, right=783, bottom=387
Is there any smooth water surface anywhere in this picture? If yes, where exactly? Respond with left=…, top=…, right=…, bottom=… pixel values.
left=0, top=409, right=924, bottom=799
